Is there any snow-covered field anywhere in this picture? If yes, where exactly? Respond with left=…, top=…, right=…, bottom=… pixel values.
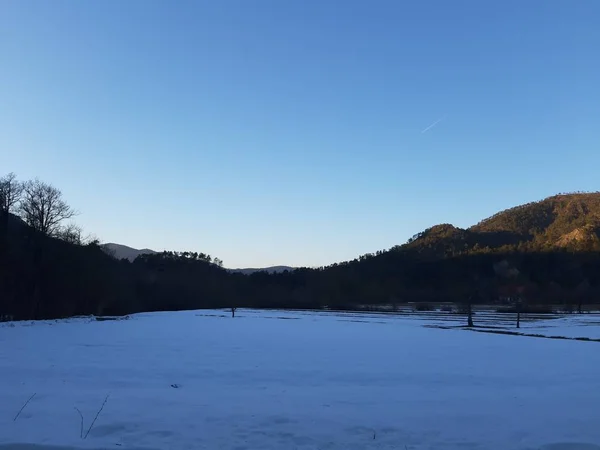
left=1, top=309, right=600, bottom=450
left=498, top=314, right=600, bottom=339
left=396, top=309, right=600, bottom=340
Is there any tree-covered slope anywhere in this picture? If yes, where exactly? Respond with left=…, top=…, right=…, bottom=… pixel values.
left=402, top=193, right=600, bottom=257
left=471, top=193, right=600, bottom=249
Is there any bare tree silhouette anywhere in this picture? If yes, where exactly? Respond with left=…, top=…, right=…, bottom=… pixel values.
left=19, top=179, right=76, bottom=236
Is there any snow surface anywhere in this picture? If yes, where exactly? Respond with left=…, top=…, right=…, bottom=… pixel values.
left=1, top=309, right=600, bottom=450
left=507, top=314, right=600, bottom=339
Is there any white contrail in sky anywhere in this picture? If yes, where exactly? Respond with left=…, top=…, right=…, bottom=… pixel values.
left=421, top=115, right=446, bottom=134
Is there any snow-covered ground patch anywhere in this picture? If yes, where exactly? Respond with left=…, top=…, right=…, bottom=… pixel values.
left=506, top=314, right=600, bottom=339
left=1, top=309, right=600, bottom=450
left=420, top=310, right=600, bottom=340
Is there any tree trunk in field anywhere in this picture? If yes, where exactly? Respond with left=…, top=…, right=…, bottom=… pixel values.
left=467, top=299, right=474, bottom=327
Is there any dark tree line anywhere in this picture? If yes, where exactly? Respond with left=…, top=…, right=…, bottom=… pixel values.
left=2, top=173, right=600, bottom=322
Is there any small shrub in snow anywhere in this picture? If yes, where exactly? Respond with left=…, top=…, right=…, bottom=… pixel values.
left=413, top=303, right=434, bottom=312
left=495, top=305, right=553, bottom=314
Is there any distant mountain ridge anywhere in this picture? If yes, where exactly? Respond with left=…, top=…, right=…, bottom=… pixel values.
left=104, top=193, right=600, bottom=270
left=102, top=243, right=294, bottom=273
left=101, top=243, right=157, bottom=262
left=229, top=266, right=294, bottom=274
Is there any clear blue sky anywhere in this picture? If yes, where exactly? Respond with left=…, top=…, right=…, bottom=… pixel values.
left=1, top=1, right=599, bottom=268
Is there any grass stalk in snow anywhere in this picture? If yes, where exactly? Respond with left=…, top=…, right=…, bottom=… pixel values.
left=84, top=394, right=110, bottom=439
left=74, top=407, right=84, bottom=439
left=13, top=393, right=36, bottom=421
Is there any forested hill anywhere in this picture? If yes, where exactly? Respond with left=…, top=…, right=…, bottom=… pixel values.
left=400, top=193, right=600, bottom=258
left=471, top=193, right=600, bottom=249
left=2, top=171, right=600, bottom=321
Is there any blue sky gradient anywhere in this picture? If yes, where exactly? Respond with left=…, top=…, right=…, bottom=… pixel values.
left=1, top=1, right=599, bottom=267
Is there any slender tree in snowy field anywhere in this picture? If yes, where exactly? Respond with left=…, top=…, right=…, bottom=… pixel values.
left=19, top=179, right=76, bottom=236
left=515, top=292, right=522, bottom=329
left=467, top=295, right=474, bottom=327
left=576, top=279, right=590, bottom=314
left=454, top=282, right=475, bottom=327
left=463, top=275, right=481, bottom=328
left=494, top=260, right=523, bottom=328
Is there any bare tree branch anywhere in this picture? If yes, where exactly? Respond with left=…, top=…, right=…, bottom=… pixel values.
left=0, top=172, right=23, bottom=214
left=57, top=222, right=84, bottom=245
left=83, top=233, right=101, bottom=247
left=19, top=179, right=77, bottom=236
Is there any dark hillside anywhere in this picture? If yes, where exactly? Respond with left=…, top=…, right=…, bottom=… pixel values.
left=3, top=173, right=600, bottom=321
left=1, top=214, right=127, bottom=319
